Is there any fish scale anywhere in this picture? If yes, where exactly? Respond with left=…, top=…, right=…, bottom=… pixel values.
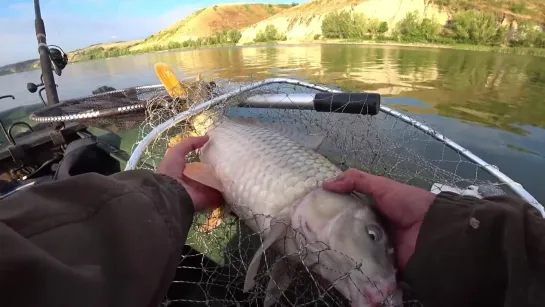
left=202, top=118, right=340, bottom=219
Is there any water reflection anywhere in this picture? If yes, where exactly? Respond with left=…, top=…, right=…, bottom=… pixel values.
left=0, top=44, right=543, bottom=202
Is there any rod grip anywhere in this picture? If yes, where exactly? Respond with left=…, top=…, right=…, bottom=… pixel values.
left=313, top=92, right=381, bottom=115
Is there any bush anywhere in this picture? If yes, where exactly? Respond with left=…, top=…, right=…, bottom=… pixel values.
left=254, top=24, right=286, bottom=42
left=510, top=21, right=543, bottom=47
left=449, top=10, right=503, bottom=45
left=534, top=32, right=545, bottom=48
left=167, top=41, right=181, bottom=49
left=378, top=22, right=389, bottom=34
left=511, top=3, right=530, bottom=14
left=395, top=11, right=441, bottom=43
left=321, top=11, right=382, bottom=39
left=265, top=4, right=275, bottom=14
left=104, top=47, right=130, bottom=58
left=228, top=29, right=242, bottom=43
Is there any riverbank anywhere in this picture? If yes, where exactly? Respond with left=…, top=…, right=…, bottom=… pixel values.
left=3, top=39, right=545, bottom=77
left=67, top=39, right=545, bottom=62
left=314, top=39, right=545, bottom=57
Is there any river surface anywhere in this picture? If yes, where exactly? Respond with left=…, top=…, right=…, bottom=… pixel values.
left=0, top=44, right=544, bottom=203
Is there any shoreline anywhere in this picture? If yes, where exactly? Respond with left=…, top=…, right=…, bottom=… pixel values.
left=3, top=40, right=544, bottom=77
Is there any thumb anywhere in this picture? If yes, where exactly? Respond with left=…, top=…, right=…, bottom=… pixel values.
left=323, top=169, right=379, bottom=196
left=323, top=174, right=353, bottom=193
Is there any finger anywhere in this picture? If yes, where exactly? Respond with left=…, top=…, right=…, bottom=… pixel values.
left=167, top=135, right=209, bottom=157
left=158, top=136, right=209, bottom=176
left=323, top=169, right=378, bottom=196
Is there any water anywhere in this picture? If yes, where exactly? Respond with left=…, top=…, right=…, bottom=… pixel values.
left=0, top=44, right=543, bottom=203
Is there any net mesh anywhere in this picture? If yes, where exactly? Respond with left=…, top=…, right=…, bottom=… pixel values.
left=124, top=77, right=513, bottom=307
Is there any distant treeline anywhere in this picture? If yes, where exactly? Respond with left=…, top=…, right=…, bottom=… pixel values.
left=0, top=59, right=39, bottom=76
left=75, top=25, right=292, bottom=62
left=321, top=10, right=545, bottom=49
left=76, top=29, right=244, bottom=61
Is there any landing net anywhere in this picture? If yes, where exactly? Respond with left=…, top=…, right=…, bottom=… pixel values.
left=32, top=76, right=537, bottom=307
left=124, top=77, right=529, bottom=307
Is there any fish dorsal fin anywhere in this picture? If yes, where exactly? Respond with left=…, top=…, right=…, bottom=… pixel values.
left=227, top=117, right=326, bottom=150
left=244, top=221, right=288, bottom=292
left=183, top=162, right=224, bottom=192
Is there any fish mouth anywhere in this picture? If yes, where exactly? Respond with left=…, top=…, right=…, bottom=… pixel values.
left=349, top=273, right=402, bottom=307
left=360, top=287, right=403, bottom=307
left=310, top=272, right=401, bottom=307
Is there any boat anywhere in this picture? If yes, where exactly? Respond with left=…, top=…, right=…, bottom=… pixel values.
left=1, top=1, right=543, bottom=306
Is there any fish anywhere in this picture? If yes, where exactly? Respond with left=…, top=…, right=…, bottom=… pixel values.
left=182, top=115, right=402, bottom=307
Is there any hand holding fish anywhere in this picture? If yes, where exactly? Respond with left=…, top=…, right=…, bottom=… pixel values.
left=323, top=168, right=436, bottom=269
left=157, top=136, right=224, bottom=212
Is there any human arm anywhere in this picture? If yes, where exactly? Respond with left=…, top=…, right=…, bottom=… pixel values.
left=0, top=136, right=222, bottom=307
left=324, top=169, right=545, bottom=307
left=404, top=192, right=545, bottom=307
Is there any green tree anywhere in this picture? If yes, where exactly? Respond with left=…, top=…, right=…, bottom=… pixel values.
left=420, top=18, right=441, bottom=42
left=367, top=18, right=381, bottom=37
left=394, top=12, right=442, bottom=43
left=255, top=24, right=286, bottom=42
left=321, top=11, right=350, bottom=39
left=321, top=11, right=378, bottom=39
left=378, top=21, right=389, bottom=34
left=167, top=41, right=181, bottom=49
left=450, top=10, right=503, bottom=45
left=396, top=11, right=423, bottom=41
left=228, top=29, right=242, bottom=43
left=535, top=32, right=545, bottom=48
left=512, top=21, right=542, bottom=47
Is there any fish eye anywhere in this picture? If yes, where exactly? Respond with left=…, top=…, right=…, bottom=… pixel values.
left=366, top=225, right=382, bottom=241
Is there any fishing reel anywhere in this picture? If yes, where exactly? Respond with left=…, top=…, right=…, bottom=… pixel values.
left=48, top=45, right=68, bottom=76
left=26, top=45, right=67, bottom=104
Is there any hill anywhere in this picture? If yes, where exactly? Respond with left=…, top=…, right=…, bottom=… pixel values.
left=238, top=0, right=545, bottom=43
left=2, top=0, right=545, bottom=76
left=0, top=59, right=40, bottom=76
left=1, top=3, right=292, bottom=75
left=130, top=3, right=293, bottom=51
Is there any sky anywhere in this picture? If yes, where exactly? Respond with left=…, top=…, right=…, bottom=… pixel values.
left=0, top=0, right=299, bottom=66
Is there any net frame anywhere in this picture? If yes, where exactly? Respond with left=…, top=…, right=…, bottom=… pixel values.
left=118, top=76, right=545, bottom=307
left=125, top=77, right=543, bottom=215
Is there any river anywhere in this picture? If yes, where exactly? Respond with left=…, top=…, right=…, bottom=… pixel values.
left=0, top=44, right=543, bottom=203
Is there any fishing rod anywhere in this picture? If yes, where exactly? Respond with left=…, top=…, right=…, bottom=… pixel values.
left=32, top=0, right=68, bottom=106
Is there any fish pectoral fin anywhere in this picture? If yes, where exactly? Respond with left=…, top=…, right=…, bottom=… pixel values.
left=264, top=258, right=292, bottom=307
left=243, top=221, right=288, bottom=292
left=295, top=132, right=327, bottom=150
left=183, top=162, right=224, bottom=192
